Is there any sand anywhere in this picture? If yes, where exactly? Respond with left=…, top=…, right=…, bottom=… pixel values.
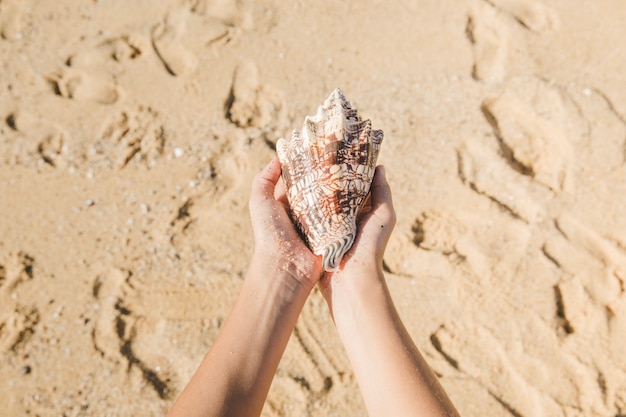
left=1, top=0, right=626, bottom=415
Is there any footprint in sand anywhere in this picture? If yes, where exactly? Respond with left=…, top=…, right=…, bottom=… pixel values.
left=484, top=0, right=560, bottom=33
left=211, top=135, right=250, bottom=194
left=50, top=33, right=148, bottom=104
left=570, top=87, right=626, bottom=175
left=413, top=209, right=468, bottom=255
left=226, top=60, right=285, bottom=130
left=67, top=34, right=149, bottom=67
left=556, top=214, right=626, bottom=277
left=152, top=8, right=199, bottom=77
left=383, top=232, right=456, bottom=284
left=544, top=214, right=626, bottom=404
left=0, top=0, right=26, bottom=41
left=457, top=138, right=543, bottom=223
left=0, top=252, right=39, bottom=353
left=2, top=109, right=70, bottom=169
left=405, top=207, right=531, bottom=308
left=544, top=213, right=626, bottom=317
left=190, top=0, right=253, bottom=30
left=92, top=267, right=236, bottom=400
left=47, top=66, right=122, bottom=105
left=482, top=94, right=574, bottom=193
left=91, top=105, right=165, bottom=170
left=381, top=209, right=471, bottom=278
left=553, top=275, right=594, bottom=336
left=152, top=1, right=255, bottom=76
left=466, top=0, right=510, bottom=84
left=434, top=315, right=621, bottom=417
left=36, top=130, right=66, bottom=168
left=432, top=321, right=544, bottom=417
left=92, top=268, right=178, bottom=399
left=91, top=268, right=128, bottom=363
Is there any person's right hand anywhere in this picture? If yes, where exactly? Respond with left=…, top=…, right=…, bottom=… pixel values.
left=319, top=165, right=396, bottom=299
left=317, top=165, right=461, bottom=417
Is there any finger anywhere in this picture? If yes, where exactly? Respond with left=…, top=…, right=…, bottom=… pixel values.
left=358, top=165, right=396, bottom=240
left=250, top=157, right=282, bottom=204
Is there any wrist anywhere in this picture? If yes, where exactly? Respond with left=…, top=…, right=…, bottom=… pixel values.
left=248, top=249, right=318, bottom=297
left=321, top=268, right=389, bottom=322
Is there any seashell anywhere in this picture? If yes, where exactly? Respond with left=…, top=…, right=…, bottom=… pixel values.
left=276, top=88, right=383, bottom=271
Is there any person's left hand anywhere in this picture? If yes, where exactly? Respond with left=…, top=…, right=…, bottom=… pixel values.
left=249, top=157, right=324, bottom=288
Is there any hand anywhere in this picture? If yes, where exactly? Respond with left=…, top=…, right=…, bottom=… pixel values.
left=320, top=165, right=396, bottom=289
left=248, top=157, right=324, bottom=288
left=348, top=165, right=396, bottom=270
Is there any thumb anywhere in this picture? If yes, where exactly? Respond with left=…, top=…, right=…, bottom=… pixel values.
left=358, top=165, right=396, bottom=242
left=369, top=165, right=395, bottom=224
left=250, top=157, right=282, bottom=206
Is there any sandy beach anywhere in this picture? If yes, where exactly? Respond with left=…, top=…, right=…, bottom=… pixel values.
left=2, top=0, right=626, bottom=415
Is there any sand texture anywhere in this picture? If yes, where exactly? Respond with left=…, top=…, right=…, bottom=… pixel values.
left=2, top=1, right=626, bottom=416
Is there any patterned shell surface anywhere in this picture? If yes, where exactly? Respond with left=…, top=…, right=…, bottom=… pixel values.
left=276, top=89, right=383, bottom=271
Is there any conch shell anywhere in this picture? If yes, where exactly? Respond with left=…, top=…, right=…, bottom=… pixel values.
left=277, top=89, right=383, bottom=271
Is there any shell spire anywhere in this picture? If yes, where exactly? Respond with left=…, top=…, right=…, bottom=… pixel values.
left=276, top=88, right=383, bottom=271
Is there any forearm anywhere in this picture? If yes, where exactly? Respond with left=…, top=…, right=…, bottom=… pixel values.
left=328, top=269, right=459, bottom=417
left=167, top=252, right=314, bottom=417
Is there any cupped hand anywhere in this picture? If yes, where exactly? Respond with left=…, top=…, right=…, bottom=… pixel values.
left=319, top=165, right=396, bottom=292
left=349, top=165, right=396, bottom=267
left=249, top=157, right=324, bottom=287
